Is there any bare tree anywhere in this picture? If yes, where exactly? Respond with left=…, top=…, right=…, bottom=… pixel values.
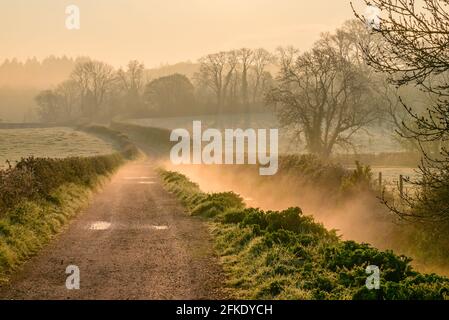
left=228, top=69, right=241, bottom=109
left=117, top=60, right=145, bottom=95
left=267, top=25, right=379, bottom=158
left=250, top=48, right=275, bottom=105
left=144, top=74, right=195, bottom=116
left=353, top=0, right=449, bottom=222
left=353, top=0, right=449, bottom=90
left=70, top=60, right=115, bottom=119
left=196, top=51, right=238, bottom=113
left=55, top=79, right=79, bottom=121
left=237, top=48, right=254, bottom=110
left=35, top=90, right=61, bottom=123
left=117, top=60, right=146, bottom=116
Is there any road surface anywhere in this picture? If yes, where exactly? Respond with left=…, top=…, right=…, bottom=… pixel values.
left=0, top=160, right=226, bottom=299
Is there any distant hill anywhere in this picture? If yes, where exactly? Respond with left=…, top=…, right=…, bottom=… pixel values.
left=0, top=56, right=83, bottom=122
left=0, top=56, right=83, bottom=89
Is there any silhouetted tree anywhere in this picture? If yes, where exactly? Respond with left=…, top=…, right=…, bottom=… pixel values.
left=35, top=90, right=61, bottom=122
left=267, top=22, right=380, bottom=158
left=70, top=60, right=115, bottom=119
left=354, top=0, right=449, bottom=223
left=196, top=51, right=238, bottom=113
left=117, top=60, right=146, bottom=116
left=143, top=74, right=195, bottom=116
left=55, top=80, right=79, bottom=122
left=250, top=48, right=276, bottom=105
left=238, top=48, right=254, bottom=110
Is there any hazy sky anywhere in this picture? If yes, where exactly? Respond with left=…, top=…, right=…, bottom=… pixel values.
left=0, top=0, right=363, bottom=68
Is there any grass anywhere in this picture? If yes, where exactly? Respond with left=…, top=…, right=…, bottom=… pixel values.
left=0, top=127, right=118, bottom=169
left=122, top=113, right=407, bottom=155
left=117, top=120, right=448, bottom=277
left=0, top=125, right=139, bottom=282
left=110, top=121, right=174, bottom=156
left=0, top=182, right=94, bottom=283
left=159, top=169, right=449, bottom=300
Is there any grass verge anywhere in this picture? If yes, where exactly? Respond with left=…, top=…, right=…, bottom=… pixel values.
left=0, top=125, right=139, bottom=282
left=159, top=169, right=449, bottom=300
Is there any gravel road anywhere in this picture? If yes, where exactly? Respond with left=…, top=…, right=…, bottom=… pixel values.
left=0, top=160, right=226, bottom=299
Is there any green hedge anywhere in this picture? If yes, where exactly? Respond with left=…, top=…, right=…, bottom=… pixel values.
left=0, top=125, right=139, bottom=281
left=0, top=125, right=139, bottom=216
left=159, top=169, right=449, bottom=300
left=110, top=121, right=174, bottom=155
left=79, top=124, right=140, bottom=160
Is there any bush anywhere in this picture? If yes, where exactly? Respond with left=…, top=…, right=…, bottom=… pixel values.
left=79, top=125, right=139, bottom=159
left=222, top=208, right=248, bottom=224
left=0, top=125, right=138, bottom=216
left=191, top=192, right=244, bottom=217
left=278, top=154, right=347, bottom=189
left=0, top=125, right=139, bottom=280
left=340, top=161, right=373, bottom=194
left=159, top=169, right=449, bottom=300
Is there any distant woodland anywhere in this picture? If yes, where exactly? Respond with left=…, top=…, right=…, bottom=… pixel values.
left=0, top=56, right=201, bottom=122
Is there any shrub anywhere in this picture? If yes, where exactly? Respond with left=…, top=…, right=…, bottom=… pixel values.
left=191, top=192, right=244, bottom=217
left=159, top=169, right=449, bottom=300
left=278, top=154, right=346, bottom=189
left=0, top=125, right=138, bottom=216
left=340, top=161, right=373, bottom=194
left=0, top=125, right=139, bottom=280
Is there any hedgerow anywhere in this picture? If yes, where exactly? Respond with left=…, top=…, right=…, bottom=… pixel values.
left=0, top=126, right=138, bottom=215
left=159, top=169, right=449, bottom=300
left=0, top=125, right=139, bottom=281
left=110, top=121, right=174, bottom=156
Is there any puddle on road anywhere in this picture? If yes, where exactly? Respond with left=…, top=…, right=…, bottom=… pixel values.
left=89, top=221, right=112, bottom=230
left=122, top=177, right=156, bottom=184
left=148, top=225, right=168, bottom=230
left=88, top=222, right=168, bottom=231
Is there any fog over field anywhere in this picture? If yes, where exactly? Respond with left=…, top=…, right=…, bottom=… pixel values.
left=0, top=127, right=117, bottom=168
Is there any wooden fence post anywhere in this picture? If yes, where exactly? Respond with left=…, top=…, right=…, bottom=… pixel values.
left=378, top=172, right=382, bottom=191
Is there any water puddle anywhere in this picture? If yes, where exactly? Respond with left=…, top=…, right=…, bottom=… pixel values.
left=147, top=225, right=168, bottom=230
left=88, top=221, right=112, bottom=230
left=123, top=176, right=155, bottom=180
left=88, top=222, right=168, bottom=231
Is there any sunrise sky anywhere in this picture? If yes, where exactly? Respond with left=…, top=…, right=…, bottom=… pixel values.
left=0, top=0, right=363, bottom=68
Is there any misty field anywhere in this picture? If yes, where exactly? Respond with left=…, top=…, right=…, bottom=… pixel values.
left=123, top=114, right=417, bottom=186
left=124, top=113, right=405, bottom=154
left=0, top=127, right=117, bottom=168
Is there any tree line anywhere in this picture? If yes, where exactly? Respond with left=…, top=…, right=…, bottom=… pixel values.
left=0, top=56, right=83, bottom=88
left=35, top=48, right=276, bottom=124
left=35, top=18, right=435, bottom=162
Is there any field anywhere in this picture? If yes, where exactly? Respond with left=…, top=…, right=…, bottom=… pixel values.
left=349, top=166, right=420, bottom=193
left=123, top=114, right=419, bottom=186
left=0, top=127, right=117, bottom=168
left=0, top=125, right=138, bottom=282
left=124, top=113, right=405, bottom=154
